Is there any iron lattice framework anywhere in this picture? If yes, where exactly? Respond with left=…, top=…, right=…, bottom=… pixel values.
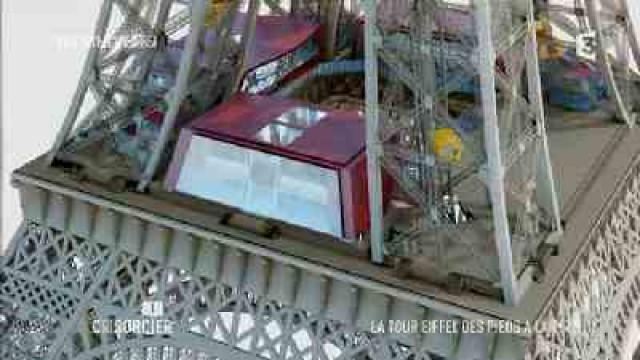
left=362, top=0, right=562, bottom=305
left=1, top=222, right=414, bottom=360
left=42, top=0, right=640, bottom=308
left=2, top=158, right=640, bottom=359
left=48, top=0, right=189, bottom=173
left=49, top=0, right=354, bottom=191
left=46, top=0, right=337, bottom=190
left=7, top=0, right=640, bottom=359
left=0, top=183, right=525, bottom=360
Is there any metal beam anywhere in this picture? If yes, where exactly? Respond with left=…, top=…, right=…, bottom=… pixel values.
left=324, top=0, right=342, bottom=58
left=137, top=0, right=210, bottom=191
left=12, top=171, right=509, bottom=323
left=525, top=0, right=563, bottom=234
left=46, top=0, right=115, bottom=165
left=585, top=0, right=634, bottom=126
left=363, top=0, right=385, bottom=265
left=231, top=0, right=261, bottom=93
left=204, top=0, right=242, bottom=71
left=474, top=0, right=518, bottom=306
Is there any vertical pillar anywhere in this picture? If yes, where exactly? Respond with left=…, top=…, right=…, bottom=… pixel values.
left=232, top=0, right=261, bottom=92
left=584, top=0, right=634, bottom=126
left=474, top=0, right=518, bottom=305
left=525, top=0, right=563, bottom=234
left=363, top=0, right=385, bottom=264
left=325, top=0, right=342, bottom=58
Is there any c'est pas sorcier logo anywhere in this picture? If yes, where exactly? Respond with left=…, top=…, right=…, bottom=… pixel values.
left=90, top=301, right=175, bottom=335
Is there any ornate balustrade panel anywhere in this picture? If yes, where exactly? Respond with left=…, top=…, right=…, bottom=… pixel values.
left=528, top=160, right=640, bottom=360
left=0, top=184, right=524, bottom=360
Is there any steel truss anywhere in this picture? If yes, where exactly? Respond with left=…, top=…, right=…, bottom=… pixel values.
left=21, top=0, right=640, bottom=357
left=540, top=0, right=640, bottom=126
left=0, top=221, right=410, bottom=360
left=46, top=0, right=345, bottom=190
left=363, top=0, right=562, bottom=305
left=48, top=0, right=182, bottom=168
left=0, top=171, right=540, bottom=360
left=0, top=206, right=522, bottom=360
left=2, top=158, right=640, bottom=359
left=46, top=0, right=274, bottom=188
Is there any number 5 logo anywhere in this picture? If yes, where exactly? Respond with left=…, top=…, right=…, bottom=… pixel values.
left=577, top=31, right=597, bottom=61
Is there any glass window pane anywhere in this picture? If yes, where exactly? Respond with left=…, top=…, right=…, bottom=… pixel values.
left=176, top=136, right=250, bottom=207
left=277, top=159, right=342, bottom=237
left=175, top=136, right=343, bottom=237
left=246, top=150, right=279, bottom=215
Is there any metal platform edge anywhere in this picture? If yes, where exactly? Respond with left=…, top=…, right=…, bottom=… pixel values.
left=9, top=125, right=640, bottom=328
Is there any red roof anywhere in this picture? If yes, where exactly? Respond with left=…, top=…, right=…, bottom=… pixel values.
left=243, top=15, right=320, bottom=70
left=187, top=94, right=366, bottom=168
left=168, top=15, right=320, bottom=72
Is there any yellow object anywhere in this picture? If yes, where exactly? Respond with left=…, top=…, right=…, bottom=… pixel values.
left=433, top=128, right=463, bottom=164
left=205, top=1, right=232, bottom=28
left=536, top=16, right=553, bottom=40
left=536, top=17, right=566, bottom=60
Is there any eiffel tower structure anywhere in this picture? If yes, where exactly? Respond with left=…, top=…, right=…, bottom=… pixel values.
left=2, top=0, right=640, bottom=359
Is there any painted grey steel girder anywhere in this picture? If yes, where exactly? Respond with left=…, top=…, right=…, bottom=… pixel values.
left=363, top=0, right=559, bottom=297
left=377, top=48, right=420, bottom=93
left=46, top=0, right=116, bottom=165
left=165, top=7, right=191, bottom=35
left=11, top=172, right=509, bottom=325
left=46, top=241, right=120, bottom=360
left=413, top=0, right=440, bottom=223
left=524, top=0, right=563, bottom=235
left=627, top=0, right=640, bottom=68
left=47, top=0, right=185, bottom=163
left=474, top=0, right=518, bottom=306
left=363, top=0, right=386, bottom=264
left=380, top=153, right=429, bottom=210
left=203, top=0, right=242, bottom=73
left=131, top=0, right=175, bottom=98
left=69, top=337, right=265, bottom=360
left=1, top=181, right=527, bottom=360
left=231, top=0, right=261, bottom=94
left=584, top=0, right=636, bottom=127
left=137, top=0, right=209, bottom=191
left=83, top=0, right=156, bottom=122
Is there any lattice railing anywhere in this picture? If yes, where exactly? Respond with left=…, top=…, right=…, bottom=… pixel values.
left=4, top=158, right=640, bottom=360
left=0, top=221, right=455, bottom=360
left=527, top=158, right=640, bottom=360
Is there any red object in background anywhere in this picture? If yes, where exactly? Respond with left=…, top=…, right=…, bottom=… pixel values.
left=166, top=94, right=392, bottom=239
left=240, top=16, right=322, bottom=71
left=142, top=104, right=166, bottom=125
